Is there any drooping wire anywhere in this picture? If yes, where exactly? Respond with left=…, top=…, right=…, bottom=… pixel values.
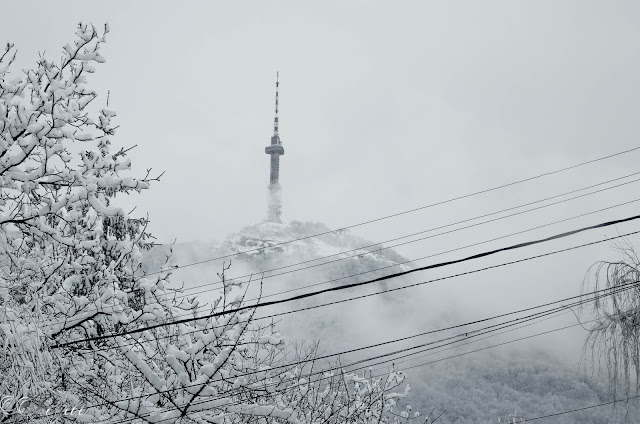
left=31, top=172, right=640, bottom=326
left=143, top=171, right=640, bottom=297
left=40, top=274, right=640, bottom=423
left=82, top=298, right=625, bottom=424
left=143, top=145, right=640, bottom=276
left=51, top=213, right=640, bottom=347
left=22, top=193, right=640, bottom=332
left=106, top=229, right=640, bottom=352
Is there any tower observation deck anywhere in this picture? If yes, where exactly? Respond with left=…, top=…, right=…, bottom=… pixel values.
left=265, top=72, right=284, bottom=222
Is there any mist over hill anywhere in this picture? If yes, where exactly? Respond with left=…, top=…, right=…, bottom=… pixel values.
left=143, top=220, right=638, bottom=423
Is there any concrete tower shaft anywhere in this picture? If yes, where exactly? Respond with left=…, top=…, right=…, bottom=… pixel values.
left=265, top=72, right=284, bottom=222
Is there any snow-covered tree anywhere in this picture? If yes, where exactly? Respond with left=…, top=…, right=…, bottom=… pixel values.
left=0, top=24, right=416, bottom=423
left=582, top=244, right=640, bottom=406
left=0, top=21, right=163, bottom=421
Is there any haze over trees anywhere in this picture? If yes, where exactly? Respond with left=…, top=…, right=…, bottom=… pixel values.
left=151, top=219, right=640, bottom=423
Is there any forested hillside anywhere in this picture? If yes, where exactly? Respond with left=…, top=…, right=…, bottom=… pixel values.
left=144, top=220, right=639, bottom=423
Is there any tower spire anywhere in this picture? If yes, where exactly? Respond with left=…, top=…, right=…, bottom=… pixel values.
left=273, top=71, right=279, bottom=136
left=265, top=72, right=284, bottom=223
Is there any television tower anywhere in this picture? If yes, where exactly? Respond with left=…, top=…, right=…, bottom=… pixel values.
left=265, top=72, right=284, bottom=223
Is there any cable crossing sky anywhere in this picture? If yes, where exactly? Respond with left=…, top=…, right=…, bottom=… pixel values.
left=27, top=192, right=640, bottom=330
left=41, top=278, right=638, bottom=424
left=144, top=145, right=640, bottom=276
left=51, top=213, right=640, bottom=347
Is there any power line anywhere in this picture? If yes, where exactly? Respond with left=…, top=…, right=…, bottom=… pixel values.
left=149, top=315, right=617, bottom=424
left=96, top=304, right=619, bottom=424
left=153, top=171, right=640, bottom=297
left=66, top=278, right=639, bottom=418
left=130, top=196, right=640, bottom=328
left=79, top=268, right=640, bottom=424
left=389, top=322, right=588, bottom=373
left=372, top=309, right=576, bottom=371
left=28, top=195, right=637, bottom=333
left=521, top=395, right=640, bottom=422
left=82, top=274, right=640, bottom=423
left=57, top=184, right=640, bottom=330
left=48, top=286, right=625, bottom=424
left=120, top=280, right=640, bottom=380
left=49, top=276, right=640, bottom=422
left=51, top=213, right=640, bottom=347
left=358, top=321, right=623, bottom=423
left=144, top=146, right=640, bottom=275
left=76, top=224, right=640, bottom=352
left=143, top=321, right=591, bottom=424
left=176, top=189, right=640, bottom=306
left=31, top=173, right=640, bottom=328
left=245, top=199, right=640, bottom=302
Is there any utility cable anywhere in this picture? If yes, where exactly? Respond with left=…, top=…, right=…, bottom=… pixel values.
left=26, top=196, right=637, bottom=332
left=153, top=172, right=640, bottom=297
left=96, top=195, right=640, bottom=330
left=106, top=242, right=640, bottom=353
left=520, top=395, right=640, bottom=422
left=100, top=276, right=640, bottom=424
left=43, top=278, right=640, bottom=424
left=31, top=175, right=640, bottom=327
left=50, top=213, right=640, bottom=347
left=96, top=308, right=613, bottom=424
left=143, top=146, right=640, bottom=276
left=49, top=223, right=640, bottom=352
left=179, top=194, right=640, bottom=306
left=47, top=294, right=606, bottom=424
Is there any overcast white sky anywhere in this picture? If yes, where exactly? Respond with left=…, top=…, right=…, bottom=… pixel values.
left=4, top=1, right=640, bottom=356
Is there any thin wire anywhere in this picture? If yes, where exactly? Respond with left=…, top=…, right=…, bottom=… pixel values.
left=144, top=145, right=640, bottom=276
left=188, top=193, right=640, bottom=305
left=101, top=284, right=640, bottom=424
left=115, top=283, right=638, bottom=381
left=25, top=195, right=638, bottom=331
left=98, top=310, right=610, bottom=424
left=36, top=189, right=640, bottom=333
left=521, top=395, right=640, bottom=422
left=44, top=276, right=640, bottom=424
left=80, top=271, right=640, bottom=424
left=373, top=309, right=575, bottom=371
left=110, top=242, right=640, bottom=352
left=51, top=213, right=640, bottom=347
left=149, top=172, right=640, bottom=297
left=54, top=185, right=640, bottom=330
left=375, top=342, right=640, bottom=422
left=32, top=173, right=640, bottom=326
left=50, top=292, right=608, bottom=424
